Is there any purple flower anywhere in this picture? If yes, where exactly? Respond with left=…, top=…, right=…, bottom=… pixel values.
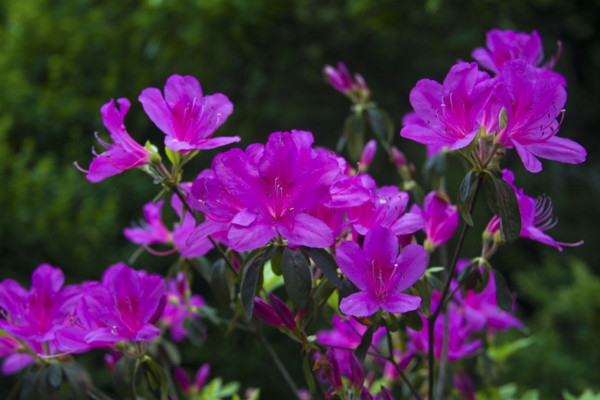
left=80, top=263, right=166, bottom=345
left=337, top=226, right=428, bottom=317
left=161, top=272, right=205, bottom=341
left=400, top=62, right=496, bottom=151
left=401, top=112, right=444, bottom=158
left=348, top=175, right=424, bottom=237
left=410, top=191, right=459, bottom=251
left=124, top=200, right=171, bottom=245
left=175, top=364, right=210, bottom=394
left=494, top=60, right=586, bottom=173
left=83, top=98, right=151, bottom=182
left=485, top=169, right=582, bottom=250
left=204, top=130, right=341, bottom=251
left=359, top=140, right=377, bottom=171
left=472, top=29, right=544, bottom=75
left=139, top=74, right=238, bottom=152
left=253, top=297, right=284, bottom=328
left=453, top=371, right=476, bottom=400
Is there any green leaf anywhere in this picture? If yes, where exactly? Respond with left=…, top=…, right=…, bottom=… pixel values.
left=47, top=363, right=62, bottom=388
left=313, top=279, right=336, bottom=308
left=402, top=310, right=423, bottom=331
left=366, top=107, right=394, bottom=143
left=457, top=170, right=479, bottom=226
left=302, top=247, right=343, bottom=289
left=61, top=363, right=88, bottom=400
left=270, top=247, right=283, bottom=275
left=282, top=248, right=312, bottom=310
left=211, top=259, right=232, bottom=305
left=483, top=171, right=500, bottom=216
left=495, top=177, right=521, bottom=242
left=354, top=326, right=375, bottom=363
left=414, top=279, right=432, bottom=317
left=240, top=258, right=264, bottom=321
left=344, top=112, right=366, bottom=162
left=492, top=268, right=513, bottom=312
left=140, top=357, right=169, bottom=400
left=217, top=381, right=240, bottom=397
left=165, top=146, right=180, bottom=167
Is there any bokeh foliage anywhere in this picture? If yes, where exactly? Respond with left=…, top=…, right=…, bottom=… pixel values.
left=0, top=0, right=598, bottom=398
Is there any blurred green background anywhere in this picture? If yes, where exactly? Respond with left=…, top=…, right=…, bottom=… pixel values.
left=0, top=0, right=598, bottom=398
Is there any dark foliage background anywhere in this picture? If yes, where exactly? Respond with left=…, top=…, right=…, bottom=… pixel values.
left=0, top=0, right=598, bottom=398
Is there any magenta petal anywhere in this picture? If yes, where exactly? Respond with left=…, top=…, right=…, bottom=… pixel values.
left=277, top=213, right=334, bottom=249
left=336, top=241, right=370, bottom=292
left=390, top=212, right=425, bottom=235
left=527, top=135, right=587, bottom=165
left=513, top=141, right=542, bottom=173
left=379, top=293, right=422, bottom=314
left=362, top=226, right=398, bottom=271
left=393, top=244, right=428, bottom=292
left=131, top=324, right=161, bottom=342
left=194, top=136, right=241, bottom=150
left=139, top=87, right=174, bottom=136
left=2, top=353, right=35, bottom=375
left=227, top=221, right=275, bottom=252
left=340, top=292, right=380, bottom=317
left=400, top=124, right=452, bottom=146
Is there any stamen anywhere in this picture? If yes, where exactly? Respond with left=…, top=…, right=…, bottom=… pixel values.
left=73, top=161, right=89, bottom=174
left=143, top=244, right=179, bottom=256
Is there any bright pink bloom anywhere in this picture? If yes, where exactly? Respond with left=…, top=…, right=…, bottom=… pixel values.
left=495, top=60, right=586, bottom=173
left=410, top=191, right=459, bottom=251
left=337, top=226, right=428, bottom=317
left=161, top=272, right=205, bottom=341
left=472, top=29, right=544, bottom=75
left=401, top=112, right=444, bottom=158
left=486, top=169, right=582, bottom=250
left=124, top=200, right=171, bottom=245
left=80, top=263, right=166, bottom=345
left=139, top=74, right=238, bottom=152
left=204, top=130, right=341, bottom=251
left=348, top=175, right=424, bottom=237
left=400, top=62, right=496, bottom=151
left=84, top=98, right=151, bottom=182
left=175, top=363, right=210, bottom=394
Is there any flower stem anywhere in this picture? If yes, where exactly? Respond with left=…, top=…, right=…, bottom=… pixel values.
left=258, top=331, right=301, bottom=399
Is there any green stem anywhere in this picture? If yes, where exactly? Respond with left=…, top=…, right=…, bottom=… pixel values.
left=258, top=331, right=301, bottom=399
left=385, top=329, right=422, bottom=400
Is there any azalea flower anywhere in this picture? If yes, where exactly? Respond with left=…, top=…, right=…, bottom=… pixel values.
left=161, top=272, right=205, bottom=341
left=82, top=98, right=151, bottom=182
left=139, top=74, right=238, bottom=152
left=494, top=60, right=586, bottom=173
left=337, top=226, right=428, bottom=317
left=400, top=62, right=496, bottom=151
left=79, top=263, right=166, bottom=345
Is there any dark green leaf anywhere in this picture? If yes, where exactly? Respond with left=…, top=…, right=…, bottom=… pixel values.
left=282, top=248, right=312, bottom=310
left=354, top=326, right=374, bottom=363
left=47, top=363, right=62, bottom=389
left=457, top=170, right=479, bottom=226
left=344, top=112, right=366, bottom=162
left=302, top=247, right=343, bottom=289
left=402, top=310, right=424, bottom=331
left=483, top=171, right=500, bottom=216
left=495, top=177, right=521, bottom=242
left=414, top=279, right=431, bottom=317
left=211, top=259, right=232, bottom=305
left=237, top=248, right=264, bottom=284
left=366, top=108, right=394, bottom=143
left=61, top=363, right=89, bottom=400
left=382, top=312, right=400, bottom=332
left=140, top=357, right=168, bottom=400
left=270, top=247, right=283, bottom=276
left=492, top=268, right=513, bottom=312
left=240, top=258, right=263, bottom=321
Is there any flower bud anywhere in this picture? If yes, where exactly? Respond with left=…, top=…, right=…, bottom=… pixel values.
left=324, top=62, right=354, bottom=93
left=268, top=293, right=296, bottom=330
left=360, top=140, right=377, bottom=172
left=253, top=297, right=283, bottom=328
left=349, top=352, right=365, bottom=390
left=193, top=363, right=210, bottom=391
left=174, top=367, right=191, bottom=394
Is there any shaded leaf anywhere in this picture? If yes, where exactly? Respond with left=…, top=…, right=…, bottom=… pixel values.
left=366, top=107, right=394, bottom=143
left=344, top=112, right=366, bottom=162
left=492, top=268, right=513, bottom=312
left=240, top=258, right=263, bottom=322
left=457, top=170, right=479, bottom=226
left=302, top=247, right=343, bottom=289
left=403, top=310, right=424, bottom=331
left=495, top=177, right=521, bottom=242
left=211, top=259, right=232, bottom=305
left=354, top=326, right=374, bottom=363
left=282, top=248, right=312, bottom=310
left=302, top=356, right=316, bottom=393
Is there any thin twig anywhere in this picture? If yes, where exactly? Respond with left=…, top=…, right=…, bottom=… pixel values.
left=258, top=331, right=301, bottom=399
left=385, top=329, right=422, bottom=400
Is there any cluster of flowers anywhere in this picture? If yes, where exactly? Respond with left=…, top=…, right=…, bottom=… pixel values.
left=397, top=28, right=586, bottom=173
left=0, top=264, right=202, bottom=374
left=1, top=27, right=587, bottom=399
